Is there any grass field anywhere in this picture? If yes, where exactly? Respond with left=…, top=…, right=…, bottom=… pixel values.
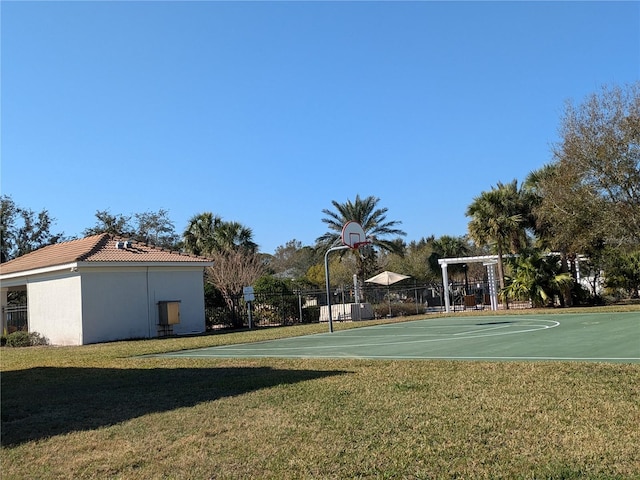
left=2, top=306, right=639, bottom=479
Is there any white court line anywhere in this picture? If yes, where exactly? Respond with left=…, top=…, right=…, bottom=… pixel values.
left=167, top=319, right=561, bottom=353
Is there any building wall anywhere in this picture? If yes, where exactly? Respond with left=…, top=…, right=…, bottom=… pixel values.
left=80, top=267, right=150, bottom=344
left=3, top=265, right=207, bottom=346
left=27, top=273, right=83, bottom=346
left=79, top=266, right=206, bottom=345
left=145, top=267, right=207, bottom=336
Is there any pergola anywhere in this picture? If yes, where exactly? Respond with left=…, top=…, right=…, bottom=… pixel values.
left=437, top=255, right=501, bottom=313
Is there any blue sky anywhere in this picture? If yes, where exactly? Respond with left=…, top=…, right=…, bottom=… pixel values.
left=2, top=1, right=638, bottom=254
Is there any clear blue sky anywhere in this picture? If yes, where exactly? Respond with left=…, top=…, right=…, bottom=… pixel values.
left=2, top=1, right=638, bottom=254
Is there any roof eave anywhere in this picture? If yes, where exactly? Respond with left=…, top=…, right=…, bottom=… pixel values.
left=76, top=261, right=214, bottom=269
left=0, top=262, right=80, bottom=281
left=0, top=260, right=214, bottom=281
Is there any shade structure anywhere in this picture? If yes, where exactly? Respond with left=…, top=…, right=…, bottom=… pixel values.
left=365, top=271, right=411, bottom=317
left=365, top=271, right=411, bottom=286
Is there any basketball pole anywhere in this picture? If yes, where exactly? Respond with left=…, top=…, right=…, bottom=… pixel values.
left=324, top=245, right=350, bottom=333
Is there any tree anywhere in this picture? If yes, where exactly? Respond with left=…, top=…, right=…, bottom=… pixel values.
left=1, top=196, right=18, bottom=263
left=427, top=235, right=472, bottom=281
left=184, top=212, right=260, bottom=327
left=524, top=84, right=640, bottom=303
left=466, top=180, right=531, bottom=293
left=133, top=209, right=179, bottom=249
left=526, top=162, right=607, bottom=255
left=525, top=163, right=605, bottom=306
left=551, top=82, right=640, bottom=246
left=503, top=251, right=573, bottom=308
left=182, top=212, right=217, bottom=256
left=304, top=254, right=357, bottom=289
left=383, top=238, right=439, bottom=285
left=1, top=195, right=63, bottom=262
left=305, top=263, right=326, bottom=288
left=604, top=248, right=640, bottom=298
left=84, top=210, right=135, bottom=237
left=183, top=212, right=257, bottom=257
left=253, top=275, right=299, bottom=325
left=317, top=195, right=406, bottom=281
left=83, top=209, right=179, bottom=249
left=205, top=249, right=265, bottom=328
left=213, top=220, right=258, bottom=254
left=268, top=239, right=318, bottom=280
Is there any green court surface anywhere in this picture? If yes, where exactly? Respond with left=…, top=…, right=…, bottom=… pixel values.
left=162, top=312, right=640, bottom=363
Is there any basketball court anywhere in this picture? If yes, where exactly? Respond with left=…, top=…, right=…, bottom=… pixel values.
left=159, top=311, right=639, bottom=363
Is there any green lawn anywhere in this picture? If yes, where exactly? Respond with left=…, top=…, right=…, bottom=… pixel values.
left=2, top=306, right=639, bottom=479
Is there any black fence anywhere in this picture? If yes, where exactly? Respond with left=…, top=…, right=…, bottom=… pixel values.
left=4, top=305, right=28, bottom=334
left=206, top=289, right=325, bottom=330
left=205, top=281, right=524, bottom=330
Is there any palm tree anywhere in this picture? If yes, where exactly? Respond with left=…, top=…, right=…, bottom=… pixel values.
left=212, top=220, right=258, bottom=254
left=524, top=164, right=598, bottom=307
left=182, top=212, right=219, bottom=256
left=523, top=164, right=563, bottom=251
left=503, top=251, right=573, bottom=307
left=317, top=195, right=406, bottom=280
left=466, top=180, right=530, bottom=293
left=427, top=235, right=471, bottom=277
left=183, top=212, right=257, bottom=256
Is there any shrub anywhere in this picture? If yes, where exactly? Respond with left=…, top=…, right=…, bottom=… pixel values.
left=29, top=332, right=49, bottom=346
left=372, top=302, right=418, bottom=318
left=5, top=331, right=49, bottom=347
left=302, top=305, right=320, bottom=323
left=6, top=331, right=31, bottom=347
left=206, top=306, right=233, bottom=330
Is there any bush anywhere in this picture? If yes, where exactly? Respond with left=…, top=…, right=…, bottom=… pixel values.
left=30, top=332, right=49, bottom=346
left=5, top=331, right=49, bottom=347
left=6, top=331, right=31, bottom=347
left=206, top=306, right=233, bottom=330
left=302, top=305, right=320, bottom=323
left=372, top=302, right=419, bottom=318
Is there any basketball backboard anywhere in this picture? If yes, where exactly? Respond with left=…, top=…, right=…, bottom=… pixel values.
left=341, top=221, right=369, bottom=248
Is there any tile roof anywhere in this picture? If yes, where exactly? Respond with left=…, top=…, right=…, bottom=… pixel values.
left=0, top=234, right=212, bottom=276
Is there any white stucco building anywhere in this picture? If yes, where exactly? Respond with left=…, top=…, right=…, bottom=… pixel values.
left=0, top=234, right=213, bottom=345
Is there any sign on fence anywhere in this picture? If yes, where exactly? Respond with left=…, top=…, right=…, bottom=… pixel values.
left=243, top=286, right=255, bottom=302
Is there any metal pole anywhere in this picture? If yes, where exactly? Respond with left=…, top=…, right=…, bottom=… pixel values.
left=353, top=274, right=361, bottom=321
left=324, top=245, right=350, bottom=333
left=463, top=263, right=469, bottom=295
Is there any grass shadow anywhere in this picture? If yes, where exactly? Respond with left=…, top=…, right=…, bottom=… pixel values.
left=1, top=366, right=346, bottom=446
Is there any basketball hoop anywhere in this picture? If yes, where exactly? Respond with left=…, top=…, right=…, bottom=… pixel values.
left=341, top=221, right=369, bottom=249
left=351, top=240, right=372, bottom=251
